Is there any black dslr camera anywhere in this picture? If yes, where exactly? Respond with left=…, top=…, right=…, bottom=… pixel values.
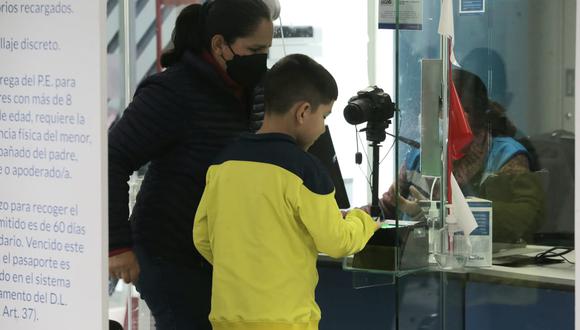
left=343, top=86, right=394, bottom=143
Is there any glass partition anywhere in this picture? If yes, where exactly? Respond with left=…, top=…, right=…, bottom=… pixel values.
left=395, top=0, right=575, bottom=329
left=106, top=0, right=131, bottom=328
left=325, top=0, right=575, bottom=328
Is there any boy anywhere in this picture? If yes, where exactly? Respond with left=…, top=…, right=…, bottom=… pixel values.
left=193, top=54, right=378, bottom=330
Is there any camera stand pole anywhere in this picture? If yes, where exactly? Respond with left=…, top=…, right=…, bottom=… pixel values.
left=370, top=141, right=381, bottom=219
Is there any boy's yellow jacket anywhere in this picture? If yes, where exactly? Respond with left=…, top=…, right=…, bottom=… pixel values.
left=193, top=133, right=376, bottom=330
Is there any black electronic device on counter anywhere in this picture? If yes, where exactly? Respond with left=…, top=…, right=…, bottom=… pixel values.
left=350, top=221, right=429, bottom=272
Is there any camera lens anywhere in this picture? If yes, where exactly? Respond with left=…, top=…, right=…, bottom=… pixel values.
left=343, top=98, right=370, bottom=125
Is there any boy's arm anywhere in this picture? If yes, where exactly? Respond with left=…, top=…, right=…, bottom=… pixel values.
left=193, top=187, right=213, bottom=265
left=298, top=186, right=378, bottom=258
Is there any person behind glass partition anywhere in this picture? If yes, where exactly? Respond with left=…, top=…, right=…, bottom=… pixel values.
left=379, top=68, right=544, bottom=244
left=108, top=1, right=274, bottom=329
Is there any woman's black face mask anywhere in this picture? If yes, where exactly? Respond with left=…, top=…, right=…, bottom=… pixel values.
left=224, top=45, right=267, bottom=89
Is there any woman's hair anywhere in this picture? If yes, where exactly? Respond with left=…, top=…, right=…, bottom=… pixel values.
left=487, top=100, right=517, bottom=137
left=160, top=0, right=271, bottom=68
left=264, top=54, right=338, bottom=115
left=452, top=68, right=516, bottom=137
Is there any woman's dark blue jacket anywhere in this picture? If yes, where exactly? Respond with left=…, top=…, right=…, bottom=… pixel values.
left=108, top=51, right=259, bottom=267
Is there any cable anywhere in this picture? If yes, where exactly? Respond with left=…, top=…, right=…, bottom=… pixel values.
left=355, top=128, right=394, bottom=220
left=534, top=247, right=575, bottom=265
left=356, top=126, right=372, bottom=170
left=355, top=126, right=360, bottom=159
left=354, top=126, right=372, bottom=188
left=379, top=138, right=396, bottom=165
left=358, top=165, right=372, bottom=188
left=430, top=177, right=439, bottom=201
left=560, top=255, right=575, bottom=264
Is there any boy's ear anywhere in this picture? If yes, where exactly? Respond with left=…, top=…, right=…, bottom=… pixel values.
left=294, top=101, right=311, bottom=125
left=210, top=34, right=226, bottom=57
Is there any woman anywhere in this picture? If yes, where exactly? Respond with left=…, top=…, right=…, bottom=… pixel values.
left=382, top=68, right=544, bottom=244
left=108, top=1, right=274, bottom=329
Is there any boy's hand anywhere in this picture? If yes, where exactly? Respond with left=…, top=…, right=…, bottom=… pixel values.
left=358, top=205, right=372, bottom=215
left=343, top=208, right=381, bottom=231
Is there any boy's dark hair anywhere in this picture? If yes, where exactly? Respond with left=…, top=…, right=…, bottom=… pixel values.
left=161, top=0, right=271, bottom=68
left=264, top=54, right=338, bottom=115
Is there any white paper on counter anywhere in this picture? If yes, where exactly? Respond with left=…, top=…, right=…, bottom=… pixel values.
left=450, top=174, right=478, bottom=235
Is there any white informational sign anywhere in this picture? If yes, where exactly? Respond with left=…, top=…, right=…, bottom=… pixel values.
left=0, top=1, right=107, bottom=330
left=378, top=0, right=423, bottom=30
left=459, top=0, right=485, bottom=15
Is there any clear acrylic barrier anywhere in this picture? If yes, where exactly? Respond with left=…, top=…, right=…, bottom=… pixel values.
left=341, top=0, right=575, bottom=329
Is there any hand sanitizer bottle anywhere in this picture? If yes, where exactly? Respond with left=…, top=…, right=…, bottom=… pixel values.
left=427, top=201, right=440, bottom=256
left=434, top=205, right=470, bottom=269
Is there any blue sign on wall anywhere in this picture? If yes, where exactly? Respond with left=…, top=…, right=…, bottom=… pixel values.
left=460, top=0, right=485, bottom=14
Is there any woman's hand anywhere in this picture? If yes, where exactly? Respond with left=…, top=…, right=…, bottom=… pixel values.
left=109, top=251, right=140, bottom=284
left=396, top=185, right=426, bottom=217
left=382, top=184, right=426, bottom=217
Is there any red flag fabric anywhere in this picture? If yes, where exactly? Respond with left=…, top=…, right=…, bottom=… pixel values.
left=447, top=77, right=473, bottom=202
left=448, top=80, right=473, bottom=160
